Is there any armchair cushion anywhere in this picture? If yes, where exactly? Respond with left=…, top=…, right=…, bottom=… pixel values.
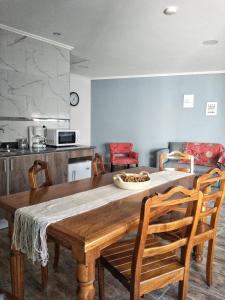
left=111, top=157, right=138, bottom=165
left=109, top=143, right=133, bottom=154
left=185, top=142, right=224, bottom=167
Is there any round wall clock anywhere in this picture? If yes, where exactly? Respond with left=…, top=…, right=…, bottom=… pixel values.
left=70, top=92, right=79, bottom=106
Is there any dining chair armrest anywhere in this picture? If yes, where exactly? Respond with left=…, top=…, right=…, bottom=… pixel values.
left=129, top=151, right=139, bottom=160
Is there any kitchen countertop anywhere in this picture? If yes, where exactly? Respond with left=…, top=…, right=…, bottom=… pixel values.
left=0, top=145, right=95, bottom=157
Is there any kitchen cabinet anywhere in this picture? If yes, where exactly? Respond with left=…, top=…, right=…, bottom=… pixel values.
left=0, top=158, right=8, bottom=196
left=45, top=152, right=69, bottom=185
left=69, top=148, right=94, bottom=159
left=0, top=147, right=95, bottom=196
left=9, top=154, right=44, bottom=194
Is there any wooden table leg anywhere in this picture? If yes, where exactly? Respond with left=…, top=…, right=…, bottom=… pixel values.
left=10, top=247, right=24, bottom=300
left=76, top=260, right=95, bottom=300
left=41, top=265, right=48, bottom=291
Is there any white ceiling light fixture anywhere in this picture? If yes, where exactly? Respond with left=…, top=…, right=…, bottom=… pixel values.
left=163, top=6, right=177, bottom=15
left=202, top=40, right=219, bottom=46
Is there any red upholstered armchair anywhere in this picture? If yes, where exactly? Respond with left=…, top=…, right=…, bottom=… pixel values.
left=109, top=143, right=139, bottom=172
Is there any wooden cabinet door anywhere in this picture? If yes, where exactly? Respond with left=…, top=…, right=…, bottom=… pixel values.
left=9, top=154, right=44, bottom=194
left=69, top=148, right=95, bottom=159
left=45, top=151, right=69, bottom=185
left=0, top=157, right=8, bottom=196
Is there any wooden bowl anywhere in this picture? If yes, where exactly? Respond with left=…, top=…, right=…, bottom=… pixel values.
left=113, top=171, right=151, bottom=190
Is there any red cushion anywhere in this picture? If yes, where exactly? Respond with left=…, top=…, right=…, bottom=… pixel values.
left=109, top=143, right=133, bottom=154
left=111, top=157, right=138, bottom=165
left=185, top=143, right=224, bottom=166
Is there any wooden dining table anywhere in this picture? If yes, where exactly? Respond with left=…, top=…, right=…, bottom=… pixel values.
left=0, top=166, right=195, bottom=300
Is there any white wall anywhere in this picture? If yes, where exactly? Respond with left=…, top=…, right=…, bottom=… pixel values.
left=70, top=74, right=91, bottom=145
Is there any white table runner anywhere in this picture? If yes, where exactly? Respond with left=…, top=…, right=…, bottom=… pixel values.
left=12, top=170, right=191, bottom=266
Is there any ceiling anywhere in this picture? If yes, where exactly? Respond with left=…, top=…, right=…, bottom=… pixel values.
left=0, top=0, right=225, bottom=78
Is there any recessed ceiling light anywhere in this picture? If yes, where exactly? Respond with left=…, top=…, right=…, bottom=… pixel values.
left=202, top=40, right=218, bottom=46
left=163, top=6, right=177, bottom=15
left=53, top=32, right=61, bottom=36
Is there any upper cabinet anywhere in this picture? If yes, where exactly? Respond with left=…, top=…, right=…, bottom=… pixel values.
left=0, top=29, right=70, bottom=119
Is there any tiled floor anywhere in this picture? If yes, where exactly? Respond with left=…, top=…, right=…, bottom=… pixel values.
left=0, top=201, right=225, bottom=300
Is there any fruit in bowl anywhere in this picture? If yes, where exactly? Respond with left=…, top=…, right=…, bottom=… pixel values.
left=120, top=173, right=150, bottom=182
left=113, top=171, right=151, bottom=190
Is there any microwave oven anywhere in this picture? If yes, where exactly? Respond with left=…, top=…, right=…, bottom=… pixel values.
left=46, top=129, right=80, bottom=147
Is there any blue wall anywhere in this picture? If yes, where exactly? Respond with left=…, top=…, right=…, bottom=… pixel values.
left=91, top=74, right=225, bottom=166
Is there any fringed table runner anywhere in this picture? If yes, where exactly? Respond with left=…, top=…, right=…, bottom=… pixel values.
left=12, top=170, right=191, bottom=266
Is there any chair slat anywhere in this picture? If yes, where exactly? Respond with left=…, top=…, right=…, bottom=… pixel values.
left=200, top=207, right=217, bottom=218
left=143, top=238, right=188, bottom=258
left=151, top=196, right=197, bottom=208
left=203, top=191, right=222, bottom=201
left=148, top=217, right=193, bottom=234
left=193, top=230, right=214, bottom=245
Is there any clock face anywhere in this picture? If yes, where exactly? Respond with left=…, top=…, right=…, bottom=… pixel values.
left=70, top=92, right=79, bottom=106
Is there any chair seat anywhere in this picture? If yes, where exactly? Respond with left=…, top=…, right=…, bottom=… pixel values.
left=100, top=235, right=184, bottom=293
left=111, top=157, right=138, bottom=165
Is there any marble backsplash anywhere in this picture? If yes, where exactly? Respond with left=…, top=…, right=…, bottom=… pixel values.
left=0, top=28, right=71, bottom=142
left=0, top=120, right=70, bottom=143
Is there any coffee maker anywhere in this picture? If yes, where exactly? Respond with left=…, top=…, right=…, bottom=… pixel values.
left=28, top=126, right=47, bottom=150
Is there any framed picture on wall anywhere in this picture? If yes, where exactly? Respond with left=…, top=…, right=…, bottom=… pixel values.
left=183, top=94, right=194, bottom=108
left=206, top=102, right=217, bottom=116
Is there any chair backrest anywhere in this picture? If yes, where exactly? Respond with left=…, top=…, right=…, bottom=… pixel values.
left=109, top=143, right=133, bottom=155
left=131, top=186, right=203, bottom=297
left=28, top=160, right=52, bottom=190
left=159, top=151, right=194, bottom=173
left=195, top=168, right=225, bottom=235
left=92, top=153, right=105, bottom=176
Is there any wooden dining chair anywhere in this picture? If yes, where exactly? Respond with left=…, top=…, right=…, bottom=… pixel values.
left=98, top=186, right=203, bottom=300
left=159, top=151, right=194, bottom=173
left=28, top=160, right=53, bottom=190
left=92, top=153, right=105, bottom=176
left=194, top=168, right=225, bottom=285
left=28, top=160, right=59, bottom=289
left=157, top=168, right=225, bottom=287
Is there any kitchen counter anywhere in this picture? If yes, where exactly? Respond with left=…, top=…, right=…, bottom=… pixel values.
left=0, top=145, right=95, bottom=196
left=0, top=145, right=95, bottom=157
